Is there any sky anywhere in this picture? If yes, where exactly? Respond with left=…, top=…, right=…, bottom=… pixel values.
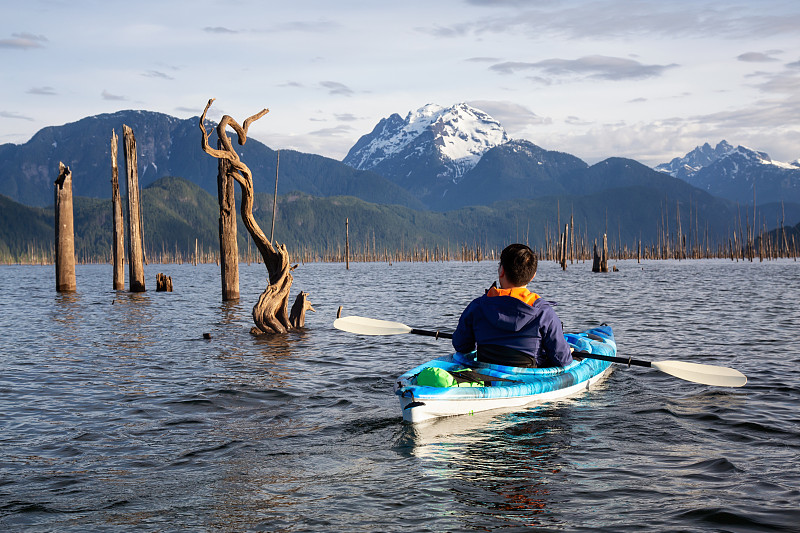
left=1, top=0, right=799, bottom=167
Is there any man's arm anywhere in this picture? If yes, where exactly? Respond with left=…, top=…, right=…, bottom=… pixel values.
left=540, top=308, right=574, bottom=366
left=452, top=301, right=477, bottom=353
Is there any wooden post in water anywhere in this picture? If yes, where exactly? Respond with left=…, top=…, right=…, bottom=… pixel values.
left=602, top=233, right=609, bottom=272
left=123, top=125, right=146, bottom=292
left=345, top=217, right=350, bottom=270
left=111, top=130, right=125, bottom=290
left=271, top=150, right=279, bottom=243
left=54, top=162, right=76, bottom=292
left=217, top=138, right=240, bottom=300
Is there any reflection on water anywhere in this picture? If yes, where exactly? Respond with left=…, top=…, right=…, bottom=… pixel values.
left=1, top=260, right=799, bottom=531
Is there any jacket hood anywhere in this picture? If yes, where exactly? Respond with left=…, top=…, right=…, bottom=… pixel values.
left=478, top=295, right=547, bottom=333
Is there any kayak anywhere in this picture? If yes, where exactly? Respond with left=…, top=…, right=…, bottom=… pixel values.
left=394, top=325, right=616, bottom=423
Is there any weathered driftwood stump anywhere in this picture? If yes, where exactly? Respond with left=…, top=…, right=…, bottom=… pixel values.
left=156, top=273, right=173, bottom=292
left=199, top=99, right=314, bottom=334
left=54, top=162, right=76, bottom=292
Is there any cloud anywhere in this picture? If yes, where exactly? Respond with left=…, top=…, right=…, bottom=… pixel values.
left=279, top=81, right=304, bottom=88
left=142, top=70, right=175, bottom=80
left=175, top=106, right=202, bottom=114
left=564, top=116, right=594, bottom=126
left=738, top=51, right=780, bottom=62
left=490, top=55, right=678, bottom=81
left=334, top=113, right=359, bottom=122
left=466, top=100, right=550, bottom=131
left=426, top=2, right=800, bottom=41
left=0, top=111, right=34, bottom=121
left=101, top=90, right=127, bottom=101
left=308, top=124, right=354, bottom=137
left=466, top=56, right=502, bottom=63
left=320, top=81, right=354, bottom=96
left=752, top=71, right=800, bottom=95
left=27, top=86, right=57, bottom=96
left=0, top=32, right=47, bottom=49
left=204, top=26, right=237, bottom=34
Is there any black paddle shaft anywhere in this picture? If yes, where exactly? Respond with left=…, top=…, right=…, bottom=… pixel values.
left=410, top=328, right=453, bottom=340
left=573, top=351, right=652, bottom=368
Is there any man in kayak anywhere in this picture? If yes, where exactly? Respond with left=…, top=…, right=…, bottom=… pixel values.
left=452, top=243, right=573, bottom=368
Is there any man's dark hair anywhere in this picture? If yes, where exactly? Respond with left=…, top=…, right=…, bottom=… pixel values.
left=500, top=243, right=538, bottom=286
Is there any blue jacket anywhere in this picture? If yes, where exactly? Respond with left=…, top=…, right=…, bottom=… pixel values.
left=452, top=288, right=573, bottom=367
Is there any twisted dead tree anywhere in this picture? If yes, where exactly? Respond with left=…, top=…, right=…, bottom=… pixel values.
left=200, top=98, right=314, bottom=334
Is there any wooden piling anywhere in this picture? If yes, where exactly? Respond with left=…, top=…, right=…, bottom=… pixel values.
left=217, top=139, right=239, bottom=300
left=345, top=217, right=350, bottom=270
left=271, top=150, right=279, bottom=243
left=122, top=124, right=146, bottom=292
left=111, top=130, right=125, bottom=290
left=54, top=162, right=76, bottom=292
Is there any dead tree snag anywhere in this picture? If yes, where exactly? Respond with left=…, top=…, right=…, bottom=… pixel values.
left=199, top=98, right=314, bottom=334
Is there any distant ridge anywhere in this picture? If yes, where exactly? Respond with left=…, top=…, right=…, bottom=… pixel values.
left=655, top=141, right=800, bottom=204
left=0, top=110, right=425, bottom=210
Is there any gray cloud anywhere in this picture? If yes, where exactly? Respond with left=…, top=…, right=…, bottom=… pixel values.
left=334, top=113, right=358, bottom=122
left=308, top=124, right=354, bottom=136
left=424, top=1, right=800, bottom=41
left=175, top=106, right=202, bottom=114
left=143, top=70, right=175, bottom=80
left=27, top=86, right=57, bottom=96
left=738, top=51, right=780, bottom=62
left=788, top=59, right=800, bottom=68
left=204, top=26, right=237, bottom=34
left=0, top=111, right=34, bottom=121
left=0, top=32, right=47, bottom=49
left=101, top=90, right=127, bottom=101
left=466, top=100, right=550, bottom=131
left=466, top=56, right=501, bottom=63
left=490, top=55, right=678, bottom=81
left=320, top=81, right=354, bottom=97
left=753, top=71, right=800, bottom=94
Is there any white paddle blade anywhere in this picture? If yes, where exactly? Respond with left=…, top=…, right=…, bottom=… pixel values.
left=333, top=316, right=413, bottom=336
left=651, top=361, right=747, bottom=387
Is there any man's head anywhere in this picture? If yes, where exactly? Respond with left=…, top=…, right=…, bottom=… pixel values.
left=499, top=243, right=538, bottom=288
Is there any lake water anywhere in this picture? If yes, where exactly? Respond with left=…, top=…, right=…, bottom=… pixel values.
left=1, top=258, right=799, bottom=532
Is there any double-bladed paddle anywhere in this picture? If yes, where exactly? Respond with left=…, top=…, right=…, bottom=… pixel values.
left=332, top=315, right=747, bottom=388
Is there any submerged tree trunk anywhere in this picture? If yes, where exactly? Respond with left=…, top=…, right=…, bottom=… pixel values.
left=123, top=125, right=146, bottom=292
left=217, top=139, right=240, bottom=301
left=111, top=130, right=125, bottom=291
left=54, top=162, right=76, bottom=292
left=199, top=99, right=313, bottom=334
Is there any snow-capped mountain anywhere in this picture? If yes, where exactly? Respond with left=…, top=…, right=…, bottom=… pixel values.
left=655, top=141, right=800, bottom=204
left=655, top=141, right=736, bottom=180
left=342, top=103, right=509, bottom=198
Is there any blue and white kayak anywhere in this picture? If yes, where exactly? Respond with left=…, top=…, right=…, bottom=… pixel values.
left=394, top=325, right=616, bottom=423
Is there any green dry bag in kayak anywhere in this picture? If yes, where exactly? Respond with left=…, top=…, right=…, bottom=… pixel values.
left=416, top=367, right=484, bottom=388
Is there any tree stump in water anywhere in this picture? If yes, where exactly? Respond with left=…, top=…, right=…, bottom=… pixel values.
left=156, top=273, right=173, bottom=292
left=54, top=162, right=76, bottom=292
left=199, top=99, right=314, bottom=334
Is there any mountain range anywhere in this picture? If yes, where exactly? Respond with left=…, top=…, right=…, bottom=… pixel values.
left=654, top=140, right=800, bottom=205
left=1, top=103, right=799, bottom=262
left=0, top=110, right=424, bottom=210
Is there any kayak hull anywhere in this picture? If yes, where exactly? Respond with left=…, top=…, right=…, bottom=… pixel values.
left=395, top=325, right=616, bottom=423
